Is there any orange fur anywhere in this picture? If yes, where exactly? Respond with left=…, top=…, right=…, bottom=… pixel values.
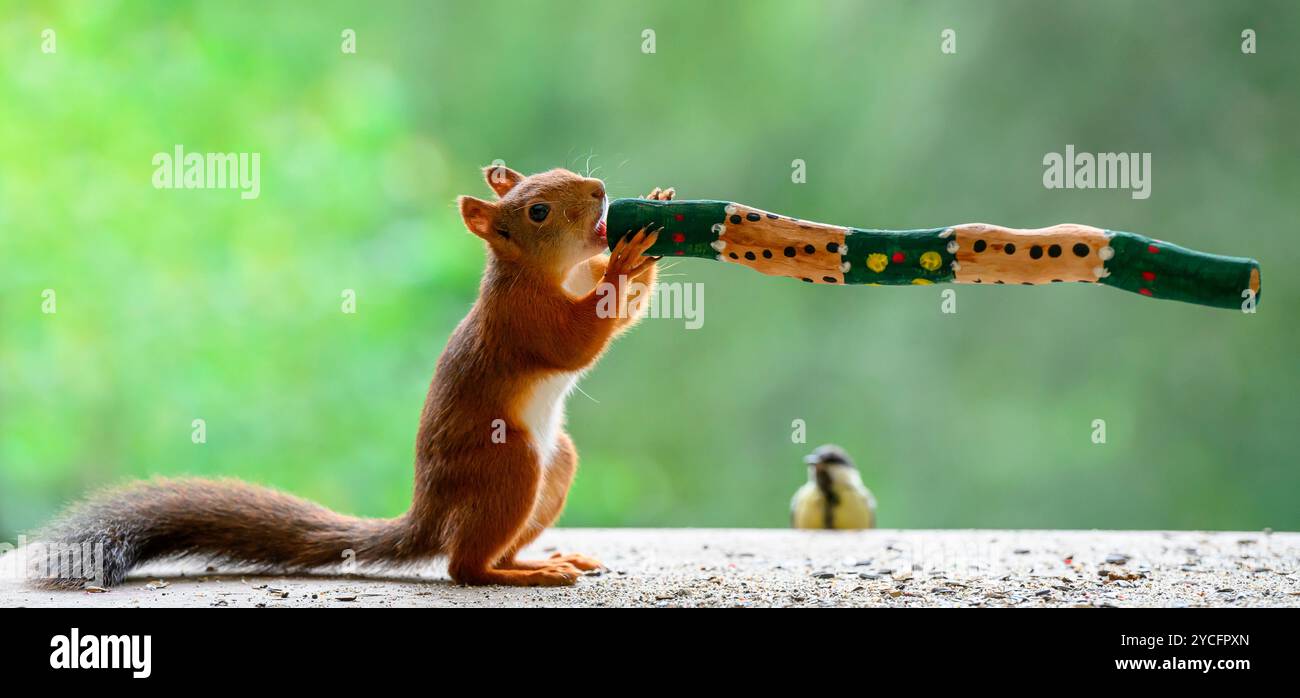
left=34, top=167, right=669, bottom=589
left=427, top=167, right=664, bottom=585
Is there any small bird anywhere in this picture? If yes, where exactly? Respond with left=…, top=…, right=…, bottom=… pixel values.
left=790, top=445, right=877, bottom=530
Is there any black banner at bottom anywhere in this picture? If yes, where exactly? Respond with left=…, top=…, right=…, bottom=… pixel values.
left=0, top=607, right=1288, bottom=684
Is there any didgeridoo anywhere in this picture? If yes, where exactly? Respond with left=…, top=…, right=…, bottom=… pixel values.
left=607, top=199, right=1261, bottom=310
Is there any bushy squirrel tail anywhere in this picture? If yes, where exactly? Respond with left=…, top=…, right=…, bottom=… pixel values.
left=27, top=478, right=432, bottom=588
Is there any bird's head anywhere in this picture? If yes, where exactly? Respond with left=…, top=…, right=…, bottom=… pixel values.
left=803, top=444, right=856, bottom=472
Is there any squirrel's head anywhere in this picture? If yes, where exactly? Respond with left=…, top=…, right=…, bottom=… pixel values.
left=458, top=165, right=608, bottom=274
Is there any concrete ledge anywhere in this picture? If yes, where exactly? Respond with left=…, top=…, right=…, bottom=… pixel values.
left=2, top=529, right=1296, bottom=608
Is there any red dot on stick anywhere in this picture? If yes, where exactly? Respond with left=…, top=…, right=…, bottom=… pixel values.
left=1141, top=271, right=1156, bottom=281
left=892, top=252, right=905, bottom=263
left=674, top=250, right=685, bottom=256
left=674, top=214, right=684, bottom=222
left=672, top=232, right=685, bottom=243
left=1139, top=288, right=1153, bottom=296
left=1148, top=245, right=1159, bottom=253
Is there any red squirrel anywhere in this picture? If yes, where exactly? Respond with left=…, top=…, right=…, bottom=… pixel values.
left=33, top=166, right=669, bottom=588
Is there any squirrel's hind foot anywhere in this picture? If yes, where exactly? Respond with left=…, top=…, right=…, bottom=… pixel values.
left=547, top=552, right=603, bottom=571
left=456, top=565, right=582, bottom=587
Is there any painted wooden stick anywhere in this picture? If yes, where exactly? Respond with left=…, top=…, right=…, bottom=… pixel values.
left=607, top=199, right=1261, bottom=310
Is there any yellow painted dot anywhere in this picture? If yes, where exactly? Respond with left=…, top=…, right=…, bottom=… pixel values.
left=919, top=251, right=942, bottom=271
left=911, top=278, right=933, bottom=285
left=866, top=253, right=888, bottom=273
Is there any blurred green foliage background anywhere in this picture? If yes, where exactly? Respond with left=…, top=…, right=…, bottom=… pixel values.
left=2, top=1, right=1297, bottom=542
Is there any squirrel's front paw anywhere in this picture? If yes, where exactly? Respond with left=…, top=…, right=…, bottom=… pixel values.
left=606, top=226, right=660, bottom=282
left=644, top=186, right=676, bottom=201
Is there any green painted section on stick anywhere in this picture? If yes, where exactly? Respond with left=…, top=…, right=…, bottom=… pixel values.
left=842, top=228, right=955, bottom=285
left=607, top=198, right=726, bottom=259
left=1101, top=231, right=1260, bottom=309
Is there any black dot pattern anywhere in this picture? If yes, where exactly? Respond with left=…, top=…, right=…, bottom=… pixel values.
left=744, top=251, right=756, bottom=261
left=746, top=212, right=761, bottom=221
left=1073, top=243, right=1089, bottom=257
left=729, top=215, right=741, bottom=224
left=823, top=276, right=837, bottom=283
left=728, top=252, right=738, bottom=259
left=1004, top=243, right=1016, bottom=255
left=973, top=239, right=987, bottom=253
left=762, top=249, right=772, bottom=259
left=1048, top=244, right=1062, bottom=258
left=803, top=244, right=815, bottom=254
left=826, top=242, right=839, bottom=253
left=1030, top=245, right=1043, bottom=259
left=784, top=246, right=796, bottom=257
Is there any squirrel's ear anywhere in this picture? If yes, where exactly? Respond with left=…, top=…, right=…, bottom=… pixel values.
left=483, top=165, right=524, bottom=198
left=458, top=196, right=497, bottom=239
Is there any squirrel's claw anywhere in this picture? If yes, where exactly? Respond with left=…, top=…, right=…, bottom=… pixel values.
left=608, top=226, right=660, bottom=280
left=644, top=186, right=676, bottom=201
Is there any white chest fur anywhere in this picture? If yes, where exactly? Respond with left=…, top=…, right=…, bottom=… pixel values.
left=519, top=371, right=581, bottom=465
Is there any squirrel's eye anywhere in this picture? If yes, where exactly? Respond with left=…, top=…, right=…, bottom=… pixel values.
left=528, top=203, right=549, bottom=222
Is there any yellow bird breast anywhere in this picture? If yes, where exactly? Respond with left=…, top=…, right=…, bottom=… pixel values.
left=790, top=475, right=876, bottom=530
